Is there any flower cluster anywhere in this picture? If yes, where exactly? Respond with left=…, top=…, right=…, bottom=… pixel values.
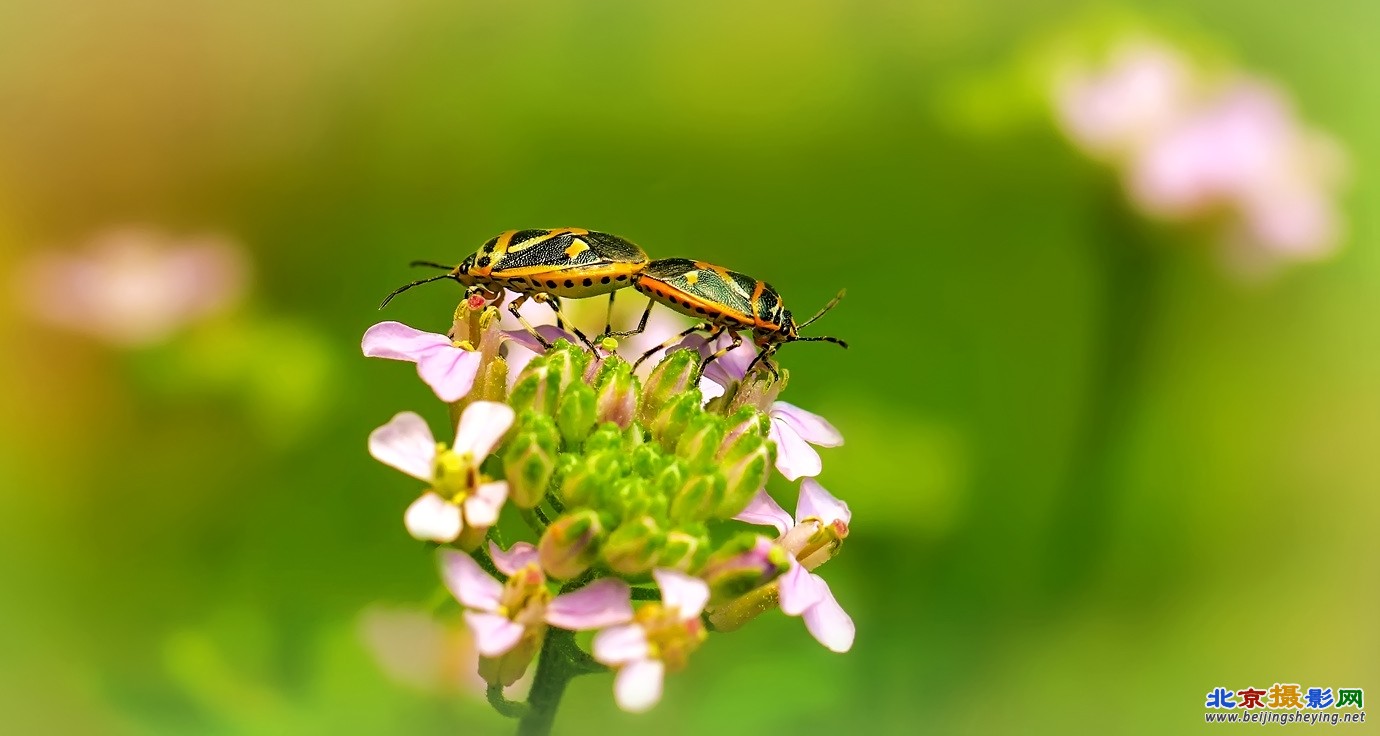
left=362, top=292, right=854, bottom=722
left=1054, top=38, right=1347, bottom=274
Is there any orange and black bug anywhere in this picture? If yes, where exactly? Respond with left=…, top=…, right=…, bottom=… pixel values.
left=380, top=228, right=649, bottom=350
left=614, top=258, right=847, bottom=376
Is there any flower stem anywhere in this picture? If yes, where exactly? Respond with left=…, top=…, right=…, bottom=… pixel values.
left=515, top=628, right=582, bottom=736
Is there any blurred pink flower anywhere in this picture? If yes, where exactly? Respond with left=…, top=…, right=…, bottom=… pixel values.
left=368, top=402, right=513, bottom=543
left=735, top=480, right=854, bottom=653
left=592, top=569, right=709, bottom=713
left=17, top=227, right=248, bottom=347
left=358, top=604, right=487, bottom=695
left=1053, top=38, right=1347, bottom=270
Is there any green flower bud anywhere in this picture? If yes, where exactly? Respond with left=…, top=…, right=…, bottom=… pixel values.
left=669, top=472, right=726, bottom=524
left=583, top=423, right=625, bottom=455
left=543, top=340, right=589, bottom=400
left=538, top=509, right=603, bottom=580
left=479, top=634, right=541, bottom=687
left=657, top=529, right=709, bottom=572
left=600, top=475, right=668, bottom=523
left=509, top=356, right=559, bottom=416
left=701, top=534, right=789, bottom=605
left=502, top=413, right=561, bottom=509
left=637, top=348, right=700, bottom=426
left=601, top=516, right=665, bottom=576
left=717, top=432, right=774, bottom=517
left=593, top=357, right=639, bottom=429
left=676, top=412, right=726, bottom=468
left=556, top=382, right=597, bottom=447
left=652, top=459, right=686, bottom=501
left=559, top=452, right=623, bottom=509
left=718, top=407, right=770, bottom=457
left=649, top=392, right=701, bottom=450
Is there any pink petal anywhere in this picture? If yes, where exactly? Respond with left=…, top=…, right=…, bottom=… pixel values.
left=462, top=481, right=508, bottom=528
left=698, top=376, right=726, bottom=404
left=796, top=479, right=851, bottom=526
left=361, top=321, right=452, bottom=361
left=463, top=611, right=526, bottom=657
left=771, top=402, right=843, bottom=447
left=777, top=561, right=829, bottom=616
left=403, top=492, right=463, bottom=543
left=733, top=490, right=794, bottom=536
left=614, top=658, right=665, bottom=713
left=801, top=585, right=855, bottom=653
left=769, top=420, right=822, bottom=481
left=652, top=568, right=710, bottom=619
left=368, top=411, right=437, bottom=482
left=592, top=624, right=649, bottom=666
left=488, top=540, right=539, bottom=577
left=416, top=348, right=482, bottom=403
left=438, top=548, right=503, bottom=612
left=453, top=401, right=516, bottom=458
left=503, top=324, right=577, bottom=354
left=546, top=579, right=634, bottom=630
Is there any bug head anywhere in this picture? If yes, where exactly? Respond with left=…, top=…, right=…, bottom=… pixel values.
left=784, top=289, right=848, bottom=349
left=377, top=259, right=469, bottom=309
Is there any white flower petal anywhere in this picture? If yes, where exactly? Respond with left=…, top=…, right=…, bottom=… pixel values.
left=771, top=401, right=843, bottom=447
left=801, top=585, right=855, bottom=653
left=777, top=561, right=829, bottom=616
left=462, top=481, right=508, bottom=528
left=769, top=420, right=822, bottom=481
left=416, top=348, right=482, bottom=403
left=592, top=624, right=649, bottom=666
left=546, top=579, right=634, bottom=631
left=733, top=489, right=794, bottom=536
left=368, top=411, right=437, bottom=482
left=487, top=540, right=539, bottom=577
left=463, top=611, right=526, bottom=657
left=403, top=492, right=463, bottom=543
left=453, top=401, right=516, bottom=458
left=652, top=568, right=710, bottom=619
left=438, top=548, right=503, bottom=612
left=614, top=658, right=665, bottom=713
left=796, top=478, right=851, bottom=527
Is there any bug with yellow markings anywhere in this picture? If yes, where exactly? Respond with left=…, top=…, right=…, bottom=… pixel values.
left=380, top=228, right=649, bottom=350
left=611, top=258, right=847, bottom=377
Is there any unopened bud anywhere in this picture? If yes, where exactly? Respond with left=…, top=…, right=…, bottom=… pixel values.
left=593, top=358, right=639, bottom=429
left=601, top=516, right=665, bottom=576
left=503, top=414, right=560, bottom=509
left=638, top=349, right=700, bottom=426
left=669, top=472, right=726, bottom=524
left=509, top=357, right=558, bottom=415
left=538, top=509, right=603, bottom=580
left=543, top=341, right=589, bottom=400
left=717, top=433, right=774, bottom=517
left=649, top=392, right=701, bottom=449
left=701, top=534, right=789, bottom=605
left=718, top=407, right=769, bottom=457
left=479, top=632, right=541, bottom=687
left=582, top=423, right=625, bottom=455
left=556, top=382, right=597, bottom=447
left=676, top=413, right=726, bottom=467
left=658, top=529, right=708, bottom=572
left=558, top=452, right=623, bottom=509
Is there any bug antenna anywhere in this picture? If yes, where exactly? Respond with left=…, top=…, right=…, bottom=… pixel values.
left=797, top=288, right=846, bottom=330
left=409, top=260, right=455, bottom=271
left=378, top=273, right=455, bottom=309
left=795, top=335, right=849, bottom=349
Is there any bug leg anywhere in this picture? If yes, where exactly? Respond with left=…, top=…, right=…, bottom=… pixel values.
left=604, top=298, right=652, bottom=339
left=743, top=343, right=779, bottom=381
left=698, top=328, right=741, bottom=371
left=507, top=293, right=552, bottom=350
left=632, top=322, right=709, bottom=371
left=534, top=293, right=597, bottom=352
left=601, top=291, right=618, bottom=338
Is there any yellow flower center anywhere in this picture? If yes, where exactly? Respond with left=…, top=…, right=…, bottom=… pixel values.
left=634, top=603, right=706, bottom=673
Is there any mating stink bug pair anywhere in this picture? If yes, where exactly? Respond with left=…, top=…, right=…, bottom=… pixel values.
left=380, top=228, right=846, bottom=376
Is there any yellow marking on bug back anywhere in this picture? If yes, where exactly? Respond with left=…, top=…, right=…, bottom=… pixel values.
left=564, top=238, right=589, bottom=259
left=685, top=271, right=699, bottom=286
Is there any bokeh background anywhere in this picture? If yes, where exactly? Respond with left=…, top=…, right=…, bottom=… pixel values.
left=2, top=1, right=1376, bottom=734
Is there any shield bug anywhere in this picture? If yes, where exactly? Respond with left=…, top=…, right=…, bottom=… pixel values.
left=614, top=258, right=847, bottom=376
left=380, top=228, right=649, bottom=350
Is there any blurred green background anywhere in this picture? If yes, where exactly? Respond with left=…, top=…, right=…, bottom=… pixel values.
left=1, top=1, right=1376, bottom=734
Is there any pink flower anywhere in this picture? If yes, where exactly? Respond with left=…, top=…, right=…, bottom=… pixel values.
left=1054, top=41, right=1192, bottom=160
left=592, top=569, right=709, bottom=713
left=17, top=227, right=248, bottom=347
left=358, top=603, right=487, bottom=695
left=438, top=543, right=633, bottom=684
left=691, top=334, right=844, bottom=480
left=736, top=480, right=854, bottom=653
left=368, top=402, right=514, bottom=543
left=362, top=321, right=484, bottom=403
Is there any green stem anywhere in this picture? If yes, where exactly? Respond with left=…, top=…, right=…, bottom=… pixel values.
left=515, top=629, right=586, bottom=736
